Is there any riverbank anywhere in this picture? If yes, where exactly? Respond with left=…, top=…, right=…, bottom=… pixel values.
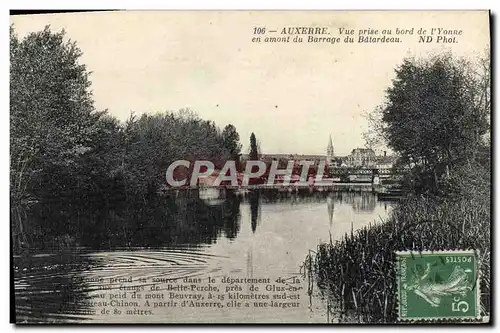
left=308, top=192, right=490, bottom=323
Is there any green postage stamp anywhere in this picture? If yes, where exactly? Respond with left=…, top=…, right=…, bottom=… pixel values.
left=396, top=250, right=481, bottom=322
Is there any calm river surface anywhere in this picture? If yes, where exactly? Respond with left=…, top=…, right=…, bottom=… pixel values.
left=14, top=191, right=394, bottom=323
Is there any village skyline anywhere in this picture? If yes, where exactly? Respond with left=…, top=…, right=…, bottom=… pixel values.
left=241, top=139, right=393, bottom=158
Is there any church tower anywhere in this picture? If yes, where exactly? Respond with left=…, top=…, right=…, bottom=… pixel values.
left=327, top=135, right=334, bottom=164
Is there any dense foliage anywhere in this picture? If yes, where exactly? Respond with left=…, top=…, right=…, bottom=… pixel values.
left=369, top=53, right=490, bottom=195
left=249, top=132, right=259, bottom=161
left=10, top=26, right=242, bottom=251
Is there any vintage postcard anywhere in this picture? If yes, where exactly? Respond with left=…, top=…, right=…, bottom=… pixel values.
left=10, top=10, right=491, bottom=324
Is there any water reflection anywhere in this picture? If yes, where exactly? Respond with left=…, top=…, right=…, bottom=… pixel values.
left=14, top=190, right=394, bottom=323
left=327, top=194, right=334, bottom=226
left=249, top=190, right=261, bottom=233
left=75, top=190, right=243, bottom=249
left=342, top=192, right=377, bottom=213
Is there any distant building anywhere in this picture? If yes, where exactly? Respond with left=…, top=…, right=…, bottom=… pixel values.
left=257, top=154, right=325, bottom=162
left=332, top=157, right=348, bottom=168
left=374, top=152, right=396, bottom=169
left=241, top=140, right=396, bottom=171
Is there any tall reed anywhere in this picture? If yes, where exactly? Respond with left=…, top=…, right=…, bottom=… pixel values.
left=309, top=194, right=490, bottom=322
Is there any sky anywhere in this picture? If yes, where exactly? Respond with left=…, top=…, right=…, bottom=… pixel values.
left=10, top=11, right=490, bottom=156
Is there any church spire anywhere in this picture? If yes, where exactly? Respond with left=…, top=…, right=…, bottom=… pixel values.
left=328, top=135, right=333, bottom=151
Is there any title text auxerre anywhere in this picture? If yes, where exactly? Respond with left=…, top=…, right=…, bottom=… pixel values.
left=279, top=27, right=330, bottom=35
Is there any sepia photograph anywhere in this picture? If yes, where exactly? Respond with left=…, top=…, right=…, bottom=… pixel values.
left=10, top=10, right=491, bottom=324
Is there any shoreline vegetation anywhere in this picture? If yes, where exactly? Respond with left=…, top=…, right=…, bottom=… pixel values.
left=306, top=192, right=490, bottom=322
left=306, top=52, right=491, bottom=322
left=10, top=26, right=244, bottom=252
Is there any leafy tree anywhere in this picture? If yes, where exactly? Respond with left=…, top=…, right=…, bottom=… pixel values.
left=249, top=132, right=259, bottom=160
left=222, top=124, right=242, bottom=170
left=222, top=124, right=242, bottom=160
left=11, top=26, right=98, bottom=244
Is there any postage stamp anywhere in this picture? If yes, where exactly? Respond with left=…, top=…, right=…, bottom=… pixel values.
left=396, top=250, right=481, bottom=322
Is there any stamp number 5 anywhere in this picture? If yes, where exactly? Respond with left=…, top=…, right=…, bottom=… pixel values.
left=452, top=296, right=469, bottom=312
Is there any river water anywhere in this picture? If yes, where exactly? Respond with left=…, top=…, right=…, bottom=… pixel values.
left=14, top=190, right=394, bottom=323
